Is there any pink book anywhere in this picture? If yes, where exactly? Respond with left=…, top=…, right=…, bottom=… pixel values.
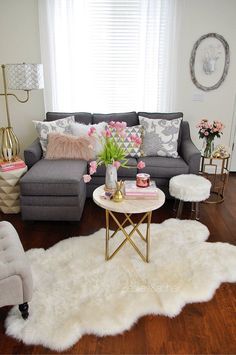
left=124, top=180, right=158, bottom=194
left=125, top=191, right=158, bottom=196
left=0, top=163, right=26, bottom=172
left=124, top=194, right=158, bottom=200
left=0, top=159, right=25, bottom=168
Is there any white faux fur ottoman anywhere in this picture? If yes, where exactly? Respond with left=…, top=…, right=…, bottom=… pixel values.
left=169, top=174, right=211, bottom=220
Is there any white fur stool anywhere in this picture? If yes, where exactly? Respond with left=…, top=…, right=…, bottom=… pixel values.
left=169, top=174, right=211, bottom=220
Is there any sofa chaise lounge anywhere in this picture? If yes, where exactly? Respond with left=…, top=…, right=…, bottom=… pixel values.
left=20, top=111, right=201, bottom=221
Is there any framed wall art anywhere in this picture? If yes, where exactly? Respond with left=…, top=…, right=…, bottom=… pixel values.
left=190, top=33, right=230, bottom=91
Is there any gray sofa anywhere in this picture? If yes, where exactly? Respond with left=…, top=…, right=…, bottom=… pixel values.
left=20, top=111, right=200, bottom=221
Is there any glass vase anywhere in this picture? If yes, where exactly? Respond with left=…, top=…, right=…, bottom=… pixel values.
left=105, top=164, right=117, bottom=191
left=203, top=137, right=214, bottom=158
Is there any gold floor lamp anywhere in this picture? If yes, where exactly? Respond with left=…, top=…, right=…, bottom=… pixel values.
left=0, top=63, right=44, bottom=161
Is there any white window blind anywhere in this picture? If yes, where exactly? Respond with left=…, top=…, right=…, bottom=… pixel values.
left=39, top=0, right=177, bottom=112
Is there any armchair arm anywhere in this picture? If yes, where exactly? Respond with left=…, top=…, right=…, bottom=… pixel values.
left=24, top=138, right=42, bottom=169
left=180, top=122, right=201, bottom=174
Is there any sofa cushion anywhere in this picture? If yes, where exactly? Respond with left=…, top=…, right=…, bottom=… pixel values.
left=45, top=133, right=96, bottom=161
left=91, top=158, right=138, bottom=178
left=138, top=112, right=183, bottom=120
left=137, top=156, right=189, bottom=178
left=110, top=125, right=143, bottom=158
left=70, top=121, right=106, bottom=156
left=138, top=112, right=183, bottom=149
left=20, top=159, right=87, bottom=196
left=46, top=112, right=93, bottom=124
left=139, top=116, right=182, bottom=158
left=93, top=112, right=138, bottom=126
left=33, top=116, right=75, bottom=154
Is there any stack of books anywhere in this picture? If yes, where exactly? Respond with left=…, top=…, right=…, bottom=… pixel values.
left=0, top=159, right=26, bottom=172
left=124, top=180, right=158, bottom=200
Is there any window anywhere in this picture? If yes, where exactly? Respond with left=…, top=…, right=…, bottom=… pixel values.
left=39, top=0, right=177, bottom=112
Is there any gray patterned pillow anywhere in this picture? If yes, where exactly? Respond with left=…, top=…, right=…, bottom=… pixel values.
left=111, top=125, right=143, bottom=157
left=139, top=116, right=182, bottom=158
left=33, top=116, right=75, bottom=154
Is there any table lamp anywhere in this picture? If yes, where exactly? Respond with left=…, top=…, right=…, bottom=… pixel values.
left=0, top=63, right=44, bottom=161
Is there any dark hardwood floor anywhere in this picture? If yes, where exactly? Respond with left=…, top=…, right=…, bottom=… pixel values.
left=0, top=175, right=236, bottom=354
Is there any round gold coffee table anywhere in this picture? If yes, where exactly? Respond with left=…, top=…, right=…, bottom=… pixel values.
left=93, top=185, right=165, bottom=262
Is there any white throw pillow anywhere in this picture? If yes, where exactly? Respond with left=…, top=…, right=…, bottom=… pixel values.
left=33, top=116, right=75, bottom=154
left=139, top=116, right=182, bottom=158
left=70, top=121, right=106, bottom=156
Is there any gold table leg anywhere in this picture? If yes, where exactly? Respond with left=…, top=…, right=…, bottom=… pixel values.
left=105, top=210, right=152, bottom=262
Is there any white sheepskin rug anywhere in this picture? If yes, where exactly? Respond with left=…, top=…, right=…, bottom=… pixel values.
left=5, top=219, right=236, bottom=351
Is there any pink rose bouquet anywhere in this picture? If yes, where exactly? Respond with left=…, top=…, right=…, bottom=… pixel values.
left=197, top=118, right=224, bottom=139
left=196, top=118, right=224, bottom=157
left=83, top=121, right=145, bottom=182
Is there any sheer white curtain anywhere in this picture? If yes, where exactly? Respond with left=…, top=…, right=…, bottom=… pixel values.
left=39, top=0, right=177, bottom=113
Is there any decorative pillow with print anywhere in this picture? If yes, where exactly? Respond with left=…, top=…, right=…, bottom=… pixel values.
left=139, top=116, right=182, bottom=158
left=111, top=125, right=143, bottom=157
left=33, top=116, right=75, bottom=154
left=70, top=121, right=107, bottom=156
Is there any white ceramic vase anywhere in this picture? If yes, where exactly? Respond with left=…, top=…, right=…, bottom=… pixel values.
left=105, top=164, right=117, bottom=190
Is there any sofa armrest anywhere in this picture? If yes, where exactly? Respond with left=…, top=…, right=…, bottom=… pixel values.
left=180, top=139, right=201, bottom=174
left=24, top=138, right=42, bottom=169
left=180, top=122, right=201, bottom=174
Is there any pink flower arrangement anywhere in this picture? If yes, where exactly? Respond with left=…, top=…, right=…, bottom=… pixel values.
left=197, top=118, right=224, bottom=139
left=83, top=121, right=145, bottom=182
left=197, top=118, right=225, bottom=158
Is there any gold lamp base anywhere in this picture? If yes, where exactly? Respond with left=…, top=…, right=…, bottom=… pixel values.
left=0, top=127, right=20, bottom=161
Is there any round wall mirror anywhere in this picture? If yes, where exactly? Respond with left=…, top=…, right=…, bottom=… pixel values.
left=190, top=33, right=230, bottom=91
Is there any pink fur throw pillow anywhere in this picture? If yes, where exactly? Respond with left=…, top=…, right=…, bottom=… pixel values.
left=45, top=132, right=96, bottom=160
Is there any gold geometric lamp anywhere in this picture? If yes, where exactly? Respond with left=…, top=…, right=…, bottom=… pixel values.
left=0, top=63, right=44, bottom=161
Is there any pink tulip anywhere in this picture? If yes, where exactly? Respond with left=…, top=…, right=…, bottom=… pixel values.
left=102, top=129, right=111, bottom=138
left=130, top=133, right=137, bottom=141
left=88, top=126, right=96, bottom=136
left=83, top=174, right=92, bottom=183
left=137, top=161, right=145, bottom=169
left=109, top=121, right=116, bottom=128
left=114, top=121, right=127, bottom=131
left=113, top=161, right=121, bottom=169
left=89, top=167, right=96, bottom=175
left=119, top=130, right=127, bottom=139
left=90, top=161, right=97, bottom=170
left=120, top=121, right=127, bottom=130
left=134, top=137, right=142, bottom=146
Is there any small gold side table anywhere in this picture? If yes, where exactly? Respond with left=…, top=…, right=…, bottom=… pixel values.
left=93, top=185, right=165, bottom=262
left=200, top=155, right=230, bottom=204
left=0, top=166, right=28, bottom=213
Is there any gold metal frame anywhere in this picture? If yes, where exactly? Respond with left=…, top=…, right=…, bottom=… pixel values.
left=0, top=64, right=30, bottom=160
left=200, top=155, right=230, bottom=204
left=105, top=210, right=152, bottom=262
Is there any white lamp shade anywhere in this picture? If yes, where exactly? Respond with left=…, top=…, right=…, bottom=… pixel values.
left=5, top=63, right=44, bottom=90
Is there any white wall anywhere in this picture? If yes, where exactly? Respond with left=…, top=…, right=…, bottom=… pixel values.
left=175, top=0, right=236, bottom=154
left=0, top=0, right=236, bottom=160
left=0, top=0, right=45, bottom=157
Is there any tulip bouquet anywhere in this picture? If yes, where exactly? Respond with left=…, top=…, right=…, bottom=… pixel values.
left=196, top=118, right=224, bottom=158
left=83, top=121, right=145, bottom=184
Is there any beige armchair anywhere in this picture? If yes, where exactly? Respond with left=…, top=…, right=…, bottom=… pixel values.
left=0, top=221, right=33, bottom=319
